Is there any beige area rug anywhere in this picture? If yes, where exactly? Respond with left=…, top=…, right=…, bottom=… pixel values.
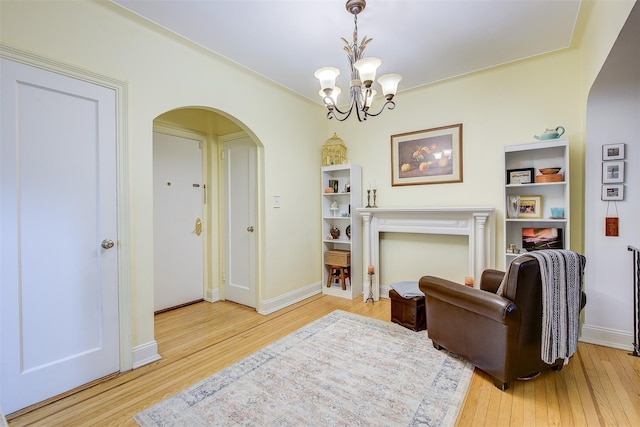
left=135, top=310, right=473, bottom=426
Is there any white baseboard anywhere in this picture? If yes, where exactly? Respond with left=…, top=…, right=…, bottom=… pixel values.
left=380, top=284, right=391, bottom=299
left=205, top=287, right=220, bottom=303
left=580, top=324, right=634, bottom=351
left=132, top=340, right=161, bottom=369
left=258, top=281, right=322, bottom=315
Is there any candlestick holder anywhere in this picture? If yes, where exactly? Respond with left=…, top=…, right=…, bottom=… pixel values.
left=366, top=189, right=372, bottom=208
left=372, top=189, right=378, bottom=208
left=366, top=272, right=375, bottom=304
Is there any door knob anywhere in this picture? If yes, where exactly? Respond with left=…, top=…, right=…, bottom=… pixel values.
left=194, top=218, right=202, bottom=236
left=247, top=226, right=254, bottom=232
left=101, top=239, right=115, bottom=249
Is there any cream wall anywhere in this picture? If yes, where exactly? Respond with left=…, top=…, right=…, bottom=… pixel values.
left=575, top=0, right=638, bottom=92
left=321, top=0, right=636, bottom=348
left=0, top=0, right=636, bottom=370
left=0, top=0, right=326, bottom=359
left=330, top=49, right=583, bottom=277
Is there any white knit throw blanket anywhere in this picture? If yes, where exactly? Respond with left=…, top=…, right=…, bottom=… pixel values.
left=496, top=250, right=584, bottom=364
left=528, top=250, right=584, bottom=364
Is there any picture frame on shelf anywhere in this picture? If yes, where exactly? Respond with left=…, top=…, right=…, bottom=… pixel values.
left=522, top=227, right=564, bottom=251
left=602, top=143, right=625, bottom=161
left=517, top=195, right=542, bottom=218
left=391, top=123, right=463, bottom=186
left=602, top=160, right=624, bottom=183
left=601, top=184, right=624, bottom=201
left=506, top=168, right=535, bottom=185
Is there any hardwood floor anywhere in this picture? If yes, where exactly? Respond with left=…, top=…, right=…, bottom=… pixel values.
left=7, top=295, right=640, bottom=426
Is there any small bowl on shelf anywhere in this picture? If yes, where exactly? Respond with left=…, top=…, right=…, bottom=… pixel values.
left=539, top=167, right=561, bottom=175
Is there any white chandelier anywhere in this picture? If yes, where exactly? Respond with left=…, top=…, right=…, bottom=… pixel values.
left=314, top=0, right=402, bottom=122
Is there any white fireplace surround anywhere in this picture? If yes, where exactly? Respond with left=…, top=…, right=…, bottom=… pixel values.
left=356, top=207, right=495, bottom=301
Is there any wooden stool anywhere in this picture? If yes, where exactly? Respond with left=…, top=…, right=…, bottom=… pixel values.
left=326, top=265, right=350, bottom=290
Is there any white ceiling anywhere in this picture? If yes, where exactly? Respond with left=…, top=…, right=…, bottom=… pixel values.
left=111, top=0, right=582, bottom=104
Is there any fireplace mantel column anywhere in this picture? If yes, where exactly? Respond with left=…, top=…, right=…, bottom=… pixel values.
left=360, top=211, right=374, bottom=302
left=473, top=212, right=490, bottom=283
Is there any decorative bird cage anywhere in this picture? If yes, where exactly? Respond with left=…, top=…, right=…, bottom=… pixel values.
left=322, top=133, right=347, bottom=166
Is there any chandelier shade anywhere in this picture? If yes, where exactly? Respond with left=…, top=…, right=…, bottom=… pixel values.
left=314, top=0, right=402, bottom=122
left=353, top=57, right=381, bottom=87
left=319, top=87, right=341, bottom=105
left=314, top=67, right=340, bottom=91
left=377, top=73, right=403, bottom=99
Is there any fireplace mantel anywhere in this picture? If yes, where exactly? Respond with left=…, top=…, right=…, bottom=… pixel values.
left=356, top=207, right=495, bottom=301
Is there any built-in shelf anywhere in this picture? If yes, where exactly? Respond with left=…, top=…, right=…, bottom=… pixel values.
left=504, top=139, right=570, bottom=267
left=321, top=164, right=362, bottom=299
left=506, top=182, right=566, bottom=188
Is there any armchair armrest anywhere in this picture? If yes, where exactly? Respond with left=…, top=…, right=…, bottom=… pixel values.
left=480, top=269, right=505, bottom=293
left=419, top=276, right=518, bottom=324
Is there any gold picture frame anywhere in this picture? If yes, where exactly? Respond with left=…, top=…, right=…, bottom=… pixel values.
left=391, top=124, right=463, bottom=186
left=518, top=195, right=542, bottom=218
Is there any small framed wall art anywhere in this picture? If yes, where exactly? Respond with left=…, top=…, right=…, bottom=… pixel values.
left=517, top=195, right=542, bottom=219
left=506, top=168, right=535, bottom=185
left=602, top=143, right=625, bottom=161
left=601, top=184, right=624, bottom=201
left=391, top=123, right=463, bottom=186
left=602, top=160, right=624, bottom=183
left=522, top=227, right=564, bottom=251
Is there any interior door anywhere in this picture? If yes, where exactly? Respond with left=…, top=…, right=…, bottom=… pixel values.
left=0, top=59, right=119, bottom=414
left=223, top=136, right=257, bottom=308
left=153, top=131, right=204, bottom=312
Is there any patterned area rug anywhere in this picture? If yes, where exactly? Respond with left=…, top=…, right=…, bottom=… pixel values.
left=135, top=310, right=473, bottom=426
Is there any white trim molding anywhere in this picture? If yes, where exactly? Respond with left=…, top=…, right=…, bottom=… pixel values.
left=580, top=324, right=634, bottom=351
left=205, top=287, right=220, bottom=303
left=132, top=341, right=161, bottom=369
left=258, top=282, right=322, bottom=315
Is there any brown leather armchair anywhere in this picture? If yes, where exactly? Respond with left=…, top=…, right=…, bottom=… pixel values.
left=418, top=254, right=586, bottom=391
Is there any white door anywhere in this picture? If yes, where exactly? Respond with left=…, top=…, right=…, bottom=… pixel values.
left=223, top=136, right=257, bottom=308
left=0, top=59, right=119, bottom=414
left=153, top=131, right=204, bottom=312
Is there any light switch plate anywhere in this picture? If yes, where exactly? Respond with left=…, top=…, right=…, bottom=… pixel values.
left=273, top=195, right=281, bottom=208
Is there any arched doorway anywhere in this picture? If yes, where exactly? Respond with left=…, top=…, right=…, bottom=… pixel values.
left=152, top=107, right=261, bottom=310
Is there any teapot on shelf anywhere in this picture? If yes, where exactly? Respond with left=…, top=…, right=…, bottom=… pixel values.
left=534, top=126, right=565, bottom=140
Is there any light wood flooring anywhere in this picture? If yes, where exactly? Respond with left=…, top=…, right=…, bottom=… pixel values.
left=7, top=294, right=640, bottom=426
